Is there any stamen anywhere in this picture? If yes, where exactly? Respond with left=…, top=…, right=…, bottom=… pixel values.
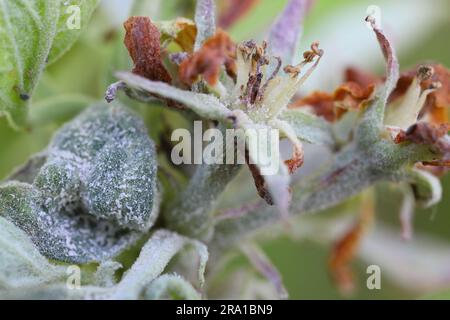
left=241, top=40, right=271, bottom=107
left=417, top=65, right=434, bottom=82
left=283, top=41, right=323, bottom=78
left=256, top=56, right=282, bottom=103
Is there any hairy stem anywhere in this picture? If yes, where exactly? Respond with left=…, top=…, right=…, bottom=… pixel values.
left=164, top=162, right=241, bottom=240
left=210, top=139, right=437, bottom=251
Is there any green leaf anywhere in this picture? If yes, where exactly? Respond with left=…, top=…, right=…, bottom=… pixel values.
left=0, top=181, right=141, bottom=264
left=0, top=0, right=98, bottom=127
left=112, top=230, right=208, bottom=299
left=400, top=168, right=442, bottom=208
left=28, top=94, right=94, bottom=126
left=116, top=71, right=233, bottom=120
left=1, top=103, right=159, bottom=263
left=0, top=0, right=59, bottom=126
left=144, top=274, right=201, bottom=300
left=45, top=103, right=158, bottom=231
left=0, top=216, right=65, bottom=289
left=47, top=0, right=99, bottom=65
left=280, top=109, right=334, bottom=146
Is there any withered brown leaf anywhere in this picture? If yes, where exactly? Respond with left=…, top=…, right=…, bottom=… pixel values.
left=124, top=16, right=172, bottom=83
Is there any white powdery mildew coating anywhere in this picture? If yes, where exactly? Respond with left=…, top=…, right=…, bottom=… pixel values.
left=0, top=104, right=158, bottom=263
left=47, top=103, right=157, bottom=230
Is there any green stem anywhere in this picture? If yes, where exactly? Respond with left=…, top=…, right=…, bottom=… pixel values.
left=210, top=139, right=437, bottom=250
left=164, top=162, right=241, bottom=240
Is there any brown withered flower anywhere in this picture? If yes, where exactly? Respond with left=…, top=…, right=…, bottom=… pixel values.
left=179, top=30, right=237, bottom=86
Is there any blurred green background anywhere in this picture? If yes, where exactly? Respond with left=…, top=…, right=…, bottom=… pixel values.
left=0, top=0, right=449, bottom=299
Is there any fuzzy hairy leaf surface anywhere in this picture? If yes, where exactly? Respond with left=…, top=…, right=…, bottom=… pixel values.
left=280, top=109, right=334, bottom=146
left=112, top=230, right=208, bottom=299
left=0, top=103, right=158, bottom=263
left=0, top=0, right=98, bottom=127
left=0, top=216, right=66, bottom=289
left=116, top=71, right=232, bottom=120
left=144, top=274, right=201, bottom=300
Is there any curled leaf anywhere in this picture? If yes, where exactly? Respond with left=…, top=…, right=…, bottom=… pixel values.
left=123, top=16, right=172, bottom=83
left=333, top=82, right=375, bottom=113
left=46, top=103, right=158, bottom=231
left=361, top=14, right=399, bottom=130
left=1, top=104, right=158, bottom=263
left=366, top=15, right=399, bottom=104
left=113, top=230, right=208, bottom=299
left=402, top=168, right=443, bottom=208
left=144, top=274, right=201, bottom=300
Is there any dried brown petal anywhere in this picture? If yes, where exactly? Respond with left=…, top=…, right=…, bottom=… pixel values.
left=329, top=193, right=374, bottom=295
left=289, top=91, right=336, bottom=121
left=218, top=0, right=260, bottom=29
left=124, top=16, right=172, bottom=83
left=245, top=149, right=274, bottom=205
left=284, top=139, right=304, bottom=174
left=179, top=30, right=237, bottom=86
left=333, top=82, right=375, bottom=111
left=289, top=81, right=373, bottom=122
left=421, top=64, right=450, bottom=124
left=383, top=64, right=449, bottom=124
left=345, top=67, right=380, bottom=88
left=394, top=122, right=449, bottom=146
